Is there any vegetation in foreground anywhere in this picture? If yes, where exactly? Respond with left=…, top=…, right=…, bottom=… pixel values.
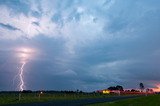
left=87, top=94, right=160, bottom=106
left=0, top=91, right=115, bottom=105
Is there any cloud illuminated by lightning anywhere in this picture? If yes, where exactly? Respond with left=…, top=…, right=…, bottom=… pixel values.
left=14, top=47, right=36, bottom=91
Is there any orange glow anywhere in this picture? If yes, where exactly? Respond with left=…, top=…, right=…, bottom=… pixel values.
left=152, top=84, right=160, bottom=92
left=102, top=90, right=110, bottom=94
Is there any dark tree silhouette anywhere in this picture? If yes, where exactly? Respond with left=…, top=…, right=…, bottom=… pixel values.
left=108, top=85, right=124, bottom=91
left=116, top=85, right=124, bottom=91
left=131, top=89, right=139, bottom=92
left=139, top=83, right=145, bottom=92
left=108, top=86, right=117, bottom=90
left=131, top=89, right=136, bottom=92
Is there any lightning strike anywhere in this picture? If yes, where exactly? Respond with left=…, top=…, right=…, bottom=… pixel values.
left=14, top=47, right=36, bottom=91
left=19, top=62, right=26, bottom=91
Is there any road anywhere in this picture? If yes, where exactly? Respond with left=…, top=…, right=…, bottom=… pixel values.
left=4, top=95, right=141, bottom=106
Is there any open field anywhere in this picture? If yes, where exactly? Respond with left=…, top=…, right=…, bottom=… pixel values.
left=0, top=91, right=157, bottom=106
left=88, top=94, right=160, bottom=106
left=0, top=92, right=118, bottom=105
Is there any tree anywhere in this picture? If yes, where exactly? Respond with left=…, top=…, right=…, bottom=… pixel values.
left=116, top=85, right=124, bottom=91
left=108, top=85, right=124, bottom=91
left=131, top=89, right=136, bottom=92
left=139, top=83, right=145, bottom=92
left=108, top=86, right=117, bottom=90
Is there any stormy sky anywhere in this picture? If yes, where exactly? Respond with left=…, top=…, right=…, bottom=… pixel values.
left=0, top=0, right=160, bottom=91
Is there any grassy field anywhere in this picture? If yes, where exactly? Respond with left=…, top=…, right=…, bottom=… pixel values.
left=0, top=92, right=113, bottom=105
left=87, top=94, right=160, bottom=106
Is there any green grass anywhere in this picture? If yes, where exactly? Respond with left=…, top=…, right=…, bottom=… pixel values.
left=0, top=92, right=113, bottom=105
left=87, top=94, right=160, bottom=106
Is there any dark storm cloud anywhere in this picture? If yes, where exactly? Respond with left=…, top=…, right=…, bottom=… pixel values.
left=32, top=22, right=40, bottom=26
left=0, top=23, right=21, bottom=31
left=0, top=0, right=160, bottom=91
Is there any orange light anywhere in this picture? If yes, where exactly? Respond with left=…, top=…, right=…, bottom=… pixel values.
left=102, top=90, right=110, bottom=94
left=152, top=84, right=160, bottom=92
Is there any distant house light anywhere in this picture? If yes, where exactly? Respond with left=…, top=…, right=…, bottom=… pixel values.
left=103, top=90, right=110, bottom=94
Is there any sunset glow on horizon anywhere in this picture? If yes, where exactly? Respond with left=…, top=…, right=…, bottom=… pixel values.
left=152, top=84, right=160, bottom=92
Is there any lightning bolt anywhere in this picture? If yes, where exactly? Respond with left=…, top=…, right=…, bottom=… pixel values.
left=19, top=62, right=26, bottom=91
left=14, top=47, right=35, bottom=91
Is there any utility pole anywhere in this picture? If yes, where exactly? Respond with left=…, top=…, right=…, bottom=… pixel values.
left=38, top=91, right=43, bottom=100
left=18, top=92, right=21, bottom=101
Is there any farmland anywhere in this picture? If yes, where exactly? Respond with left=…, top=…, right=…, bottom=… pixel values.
left=0, top=91, right=158, bottom=106
left=88, top=94, right=160, bottom=106
left=0, top=91, right=114, bottom=105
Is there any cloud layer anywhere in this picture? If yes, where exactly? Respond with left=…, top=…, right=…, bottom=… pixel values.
left=0, top=0, right=160, bottom=91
